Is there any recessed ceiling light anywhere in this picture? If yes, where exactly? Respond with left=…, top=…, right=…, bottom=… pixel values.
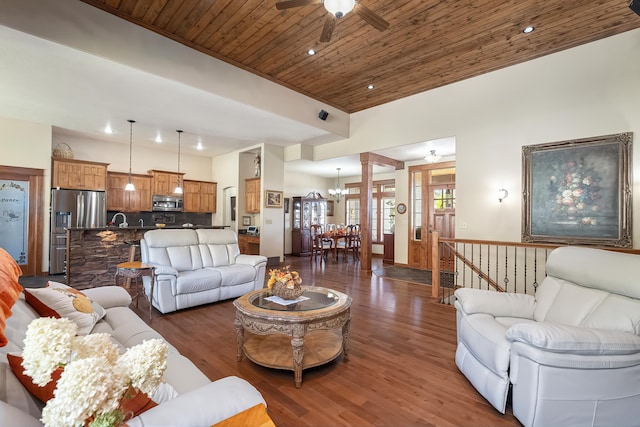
left=103, top=123, right=114, bottom=134
left=367, top=84, right=375, bottom=90
left=196, top=141, right=204, bottom=150
left=523, top=26, right=534, bottom=34
left=155, top=134, right=163, bottom=143
left=307, top=48, right=316, bottom=55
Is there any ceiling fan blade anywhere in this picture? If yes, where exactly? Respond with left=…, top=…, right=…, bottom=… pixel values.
left=354, top=3, right=390, bottom=32
left=275, top=0, right=322, bottom=10
left=320, top=14, right=336, bottom=43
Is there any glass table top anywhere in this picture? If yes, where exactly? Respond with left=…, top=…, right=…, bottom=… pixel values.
left=251, top=288, right=339, bottom=311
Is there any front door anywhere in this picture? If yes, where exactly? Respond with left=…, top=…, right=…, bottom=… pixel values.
left=427, top=184, right=455, bottom=270
left=408, top=164, right=455, bottom=270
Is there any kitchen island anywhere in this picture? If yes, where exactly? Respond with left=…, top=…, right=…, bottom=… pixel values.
left=65, top=225, right=228, bottom=289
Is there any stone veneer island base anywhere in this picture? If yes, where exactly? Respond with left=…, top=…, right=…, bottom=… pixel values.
left=65, top=226, right=227, bottom=289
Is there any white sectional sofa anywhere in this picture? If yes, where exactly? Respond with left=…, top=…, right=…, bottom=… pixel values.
left=0, top=285, right=267, bottom=426
left=141, top=229, right=268, bottom=314
left=454, top=246, right=640, bottom=427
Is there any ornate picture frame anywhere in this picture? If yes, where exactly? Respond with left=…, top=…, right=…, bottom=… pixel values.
left=522, top=132, right=632, bottom=247
left=327, top=200, right=334, bottom=216
left=265, top=190, right=283, bottom=208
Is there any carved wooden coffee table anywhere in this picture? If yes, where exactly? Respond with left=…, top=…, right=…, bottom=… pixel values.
left=234, top=286, right=351, bottom=388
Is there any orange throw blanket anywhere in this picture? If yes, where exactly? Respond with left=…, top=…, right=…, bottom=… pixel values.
left=0, top=247, right=23, bottom=347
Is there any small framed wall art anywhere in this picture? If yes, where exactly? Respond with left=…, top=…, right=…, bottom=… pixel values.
left=265, top=190, right=283, bottom=208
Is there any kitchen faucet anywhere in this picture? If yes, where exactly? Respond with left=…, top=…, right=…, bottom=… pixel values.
left=139, top=218, right=144, bottom=227
left=110, top=212, right=128, bottom=228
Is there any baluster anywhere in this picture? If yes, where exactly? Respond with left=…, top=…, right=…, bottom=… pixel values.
left=512, top=246, right=517, bottom=293
left=478, top=245, right=482, bottom=289
left=495, top=245, right=499, bottom=293
left=469, top=243, right=476, bottom=288
left=533, top=248, right=538, bottom=292
left=523, top=247, right=528, bottom=294
left=487, top=243, right=490, bottom=289
left=503, top=246, right=509, bottom=291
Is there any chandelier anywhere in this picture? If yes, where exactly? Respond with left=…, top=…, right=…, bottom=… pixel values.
left=328, top=167, right=348, bottom=203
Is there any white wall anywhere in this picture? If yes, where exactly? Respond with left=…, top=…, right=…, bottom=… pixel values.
left=212, top=151, right=239, bottom=227
left=319, top=29, right=640, bottom=254
left=58, top=132, right=213, bottom=181
left=0, top=117, right=52, bottom=269
left=262, top=144, right=285, bottom=261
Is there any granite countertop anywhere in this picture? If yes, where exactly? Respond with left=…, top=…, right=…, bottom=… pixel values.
left=68, top=225, right=229, bottom=231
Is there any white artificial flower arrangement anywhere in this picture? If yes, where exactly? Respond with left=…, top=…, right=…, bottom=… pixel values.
left=21, top=317, right=168, bottom=427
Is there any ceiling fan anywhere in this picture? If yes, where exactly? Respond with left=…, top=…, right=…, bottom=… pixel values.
left=276, top=0, right=390, bottom=43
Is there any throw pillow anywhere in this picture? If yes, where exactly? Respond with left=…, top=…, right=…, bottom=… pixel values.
left=0, top=354, right=42, bottom=419
left=0, top=248, right=24, bottom=347
left=119, top=385, right=158, bottom=420
left=23, top=282, right=106, bottom=335
left=7, top=353, right=62, bottom=403
left=211, top=404, right=275, bottom=427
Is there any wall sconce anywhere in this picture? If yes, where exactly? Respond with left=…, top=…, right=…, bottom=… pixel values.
left=498, top=188, right=509, bottom=203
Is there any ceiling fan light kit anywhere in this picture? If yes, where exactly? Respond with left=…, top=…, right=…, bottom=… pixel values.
left=276, top=0, right=389, bottom=43
left=324, top=0, right=355, bottom=18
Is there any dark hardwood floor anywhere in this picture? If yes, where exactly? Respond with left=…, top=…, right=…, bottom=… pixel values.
left=131, top=255, right=520, bottom=427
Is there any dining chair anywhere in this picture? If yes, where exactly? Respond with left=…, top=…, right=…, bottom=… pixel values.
left=310, top=224, right=332, bottom=261
left=345, top=224, right=361, bottom=260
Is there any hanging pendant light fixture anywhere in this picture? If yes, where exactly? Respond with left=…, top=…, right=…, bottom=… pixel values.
left=124, top=119, right=136, bottom=191
left=328, top=167, right=348, bottom=203
left=174, top=129, right=183, bottom=194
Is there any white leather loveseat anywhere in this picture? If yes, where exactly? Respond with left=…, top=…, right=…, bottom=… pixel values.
left=141, top=229, right=267, bottom=314
left=454, top=246, right=640, bottom=427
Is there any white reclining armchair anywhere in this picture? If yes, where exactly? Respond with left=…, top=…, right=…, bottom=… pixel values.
left=454, top=246, right=640, bottom=427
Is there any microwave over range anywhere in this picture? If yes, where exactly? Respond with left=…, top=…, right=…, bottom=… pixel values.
left=152, top=195, right=183, bottom=212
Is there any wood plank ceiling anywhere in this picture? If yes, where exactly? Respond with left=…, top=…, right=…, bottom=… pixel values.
left=80, top=0, right=640, bottom=114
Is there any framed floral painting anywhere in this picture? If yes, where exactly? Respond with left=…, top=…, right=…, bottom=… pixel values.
left=522, top=132, right=632, bottom=247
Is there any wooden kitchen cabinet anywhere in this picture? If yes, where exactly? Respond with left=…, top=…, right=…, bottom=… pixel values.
left=107, top=172, right=152, bottom=212
left=183, top=180, right=218, bottom=213
left=238, top=234, right=260, bottom=255
left=200, top=181, right=217, bottom=213
left=148, top=170, right=184, bottom=196
left=245, top=177, right=260, bottom=213
left=52, top=158, right=109, bottom=191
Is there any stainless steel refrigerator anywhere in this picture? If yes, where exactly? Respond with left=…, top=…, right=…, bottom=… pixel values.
left=49, top=189, right=107, bottom=275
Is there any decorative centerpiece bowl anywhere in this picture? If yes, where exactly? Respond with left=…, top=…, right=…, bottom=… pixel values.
left=268, top=266, right=304, bottom=300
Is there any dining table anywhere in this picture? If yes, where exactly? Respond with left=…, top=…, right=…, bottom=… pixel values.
left=320, top=232, right=351, bottom=261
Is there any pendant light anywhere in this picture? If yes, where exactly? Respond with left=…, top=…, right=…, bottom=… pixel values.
left=328, top=167, right=348, bottom=203
left=174, top=130, right=183, bottom=194
left=124, top=119, right=136, bottom=191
